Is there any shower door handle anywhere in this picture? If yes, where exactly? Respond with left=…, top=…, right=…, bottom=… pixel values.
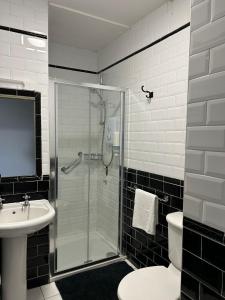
left=61, top=152, right=83, bottom=174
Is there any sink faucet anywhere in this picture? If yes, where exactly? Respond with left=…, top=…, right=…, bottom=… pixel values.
left=0, top=197, right=5, bottom=209
left=22, top=194, right=30, bottom=207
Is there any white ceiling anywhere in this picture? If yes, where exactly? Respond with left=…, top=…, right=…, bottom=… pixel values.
left=49, top=0, right=168, bottom=51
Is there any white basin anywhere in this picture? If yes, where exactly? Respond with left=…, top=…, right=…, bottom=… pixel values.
left=0, top=199, right=55, bottom=300
left=0, top=200, right=55, bottom=238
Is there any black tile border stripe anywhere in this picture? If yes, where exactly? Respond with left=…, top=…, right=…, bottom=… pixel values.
left=49, top=64, right=98, bottom=75
left=49, top=22, right=190, bottom=75
left=99, top=22, right=190, bottom=73
left=0, top=25, right=47, bottom=39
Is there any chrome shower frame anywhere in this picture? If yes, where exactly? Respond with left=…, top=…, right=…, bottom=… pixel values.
left=49, top=80, right=126, bottom=280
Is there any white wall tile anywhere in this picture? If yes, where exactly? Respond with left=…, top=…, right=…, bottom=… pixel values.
left=207, top=98, right=225, bottom=125
left=191, top=0, right=205, bottom=7
left=189, top=72, right=225, bottom=103
left=187, top=102, right=206, bottom=126
left=187, top=126, right=225, bottom=150
left=210, top=43, right=225, bottom=73
left=185, top=150, right=205, bottom=173
left=0, top=0, right=49, bottom=174
left=211, top=0, right=225, bottom=21
left=191, top=16, right=225, bottom=54
left=189, top=51, right=209, bottom=79
left=203, top=201, right=225, bottom=231
left=183, top=194, right=203, bottom=221
left=191, top=0, right=211, bottom=31
left=99, top=3, right=190, bottom=179
left=185, top=173, right=225, bottom=205
left=205, top=152, right=225, bottom=178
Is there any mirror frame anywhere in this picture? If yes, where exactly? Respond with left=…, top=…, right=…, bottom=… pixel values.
left=0, top=87, right=42, bottom=180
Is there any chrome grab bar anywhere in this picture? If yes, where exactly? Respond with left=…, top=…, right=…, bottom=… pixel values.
left=61, top=152, right=83, bottom=174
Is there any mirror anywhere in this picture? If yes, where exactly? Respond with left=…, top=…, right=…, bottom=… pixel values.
left=0, top=94, right=38, bottom=177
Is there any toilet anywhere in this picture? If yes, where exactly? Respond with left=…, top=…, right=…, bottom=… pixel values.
left=118, top=212, right=183, bottom=300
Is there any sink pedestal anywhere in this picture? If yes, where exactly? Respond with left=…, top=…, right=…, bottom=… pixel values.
left=2, top=237, right=27, bottom=300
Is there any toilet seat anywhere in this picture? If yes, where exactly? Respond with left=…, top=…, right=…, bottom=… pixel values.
left=117, top=265, right=181, bottom=300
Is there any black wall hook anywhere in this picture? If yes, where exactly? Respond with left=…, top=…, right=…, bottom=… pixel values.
left=141, top=85, right=154, bottom=103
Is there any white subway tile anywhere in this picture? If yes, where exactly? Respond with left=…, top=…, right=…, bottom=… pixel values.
left=183, top=194, right=203, bottom=222
left=207, top=98, right=225, bottom=125
left=191, top=16, right=225, bottom=54
left=191, top=0, right=211, bottom=31
left=189, top=72, right=225, bottom=103
left=211, top=0, right=225, bottom=21
left=185, top=173, right=225, bottom=205
left=203, top=201, right=225, bottom=231
left=189, top=51, right=209, bottom=79
left=210, top=43, right=225, bottom=73
left=187, top=102, right=206, bottom=126
left=205, top=152, right=225, bottom=178
left=185, top=150, right=205, bottom=173
left=187, top=126, right=225, bottom=150
left=191, top=0, right=204, bottom=7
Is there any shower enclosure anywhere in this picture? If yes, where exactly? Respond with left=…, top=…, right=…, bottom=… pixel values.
left=50, top=81, right=125, bottom=276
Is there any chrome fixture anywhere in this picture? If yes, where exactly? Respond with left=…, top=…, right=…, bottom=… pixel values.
left=0, top=196, right=5, bottom=209
left=61, top=152, right=83, bottom=174
left=127, top=185, right=169, bottom=203
left=22, top=194, right=30, bottom=207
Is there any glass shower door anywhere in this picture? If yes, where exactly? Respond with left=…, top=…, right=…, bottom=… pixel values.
left=56, top=83, right=90, bottom=271
left=88, top=88, right=122, bottom=262
left=52, top=82, right=124, bottom=274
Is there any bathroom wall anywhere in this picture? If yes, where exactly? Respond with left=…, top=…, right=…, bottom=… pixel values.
left=49, top=42, right=98, bottom=84
left=0, top=0, right=51, bottom=291
left=0, top=0, right=49, bottom=174
left=96, top=0, right=190, bottom=270
left=182, top=1, right=225, bottom=299
left=99, top=0, right=190, bottom=180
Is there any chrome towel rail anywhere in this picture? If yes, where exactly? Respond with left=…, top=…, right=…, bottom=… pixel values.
left=127, top=185, right=169, bottom=203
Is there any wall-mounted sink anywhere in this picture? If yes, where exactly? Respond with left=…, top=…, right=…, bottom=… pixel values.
left=0, top=200, right=55, bottom=300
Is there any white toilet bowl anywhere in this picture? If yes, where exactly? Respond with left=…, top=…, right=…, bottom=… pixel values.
left=118, top=212, right=183, bottom=300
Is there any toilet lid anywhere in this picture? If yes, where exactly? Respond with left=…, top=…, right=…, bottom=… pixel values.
left=117, top=266, right=181, bottom=300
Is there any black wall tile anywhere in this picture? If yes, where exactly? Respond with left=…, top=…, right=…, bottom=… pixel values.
left=122, top=167, right=183, bottom=275
left=183, top=228, right=201, bottom=257
left=183, top=250, right=223, bottom=294
left=182, top=271, right=199, bottom=300
left=200, top=284, right=225, bottom=300
left=202, top=237, right=225, bottom=272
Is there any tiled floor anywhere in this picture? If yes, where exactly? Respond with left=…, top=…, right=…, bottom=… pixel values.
left=27, top=282, right=62, bottom=300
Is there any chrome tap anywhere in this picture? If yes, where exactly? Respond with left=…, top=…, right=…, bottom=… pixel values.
left=0, top=197, right=5, bottom=209
left=22, top=194, right=30, bottom=207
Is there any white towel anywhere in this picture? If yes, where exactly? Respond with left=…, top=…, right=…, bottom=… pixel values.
left=132, top=189, right=158, bottom=235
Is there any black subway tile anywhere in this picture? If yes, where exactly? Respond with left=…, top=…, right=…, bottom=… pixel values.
left=150, top=178, right=163, bottom=191
left=150, top=173, right=163, bottom=181
left=137, top=174, right=149, bottom=186
left=14, top=181, right=37, bottom=193
left=164, top=182, right=181, bottom=197
left=182, top=271, right=200, bottom=300
left=183, top=250, right=223, bottom=293
left=0, top=183, right=13, bottom=195
left=184, top=218, right=224, bottom=243
left=163, top=176, right=181, bottom=186
left=200, top=284, right=224, bottom=300
left=183, top=228, right=201, bottom=257
left=202, top=237, right=225, bottom=271
left=38, top=180, right=49, bottom=191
